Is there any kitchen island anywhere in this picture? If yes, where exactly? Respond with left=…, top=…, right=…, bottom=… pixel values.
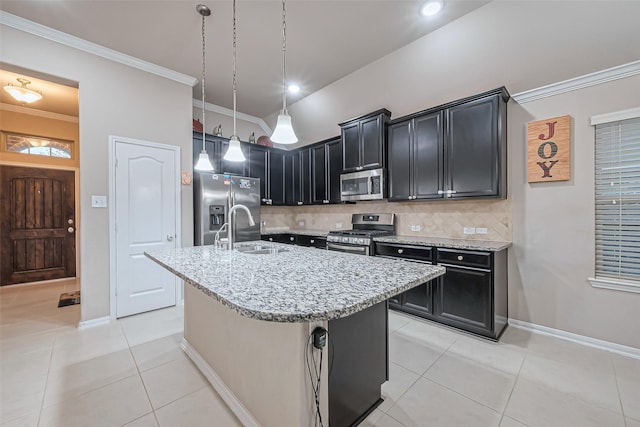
left=146, top=242, right=444, bottom=427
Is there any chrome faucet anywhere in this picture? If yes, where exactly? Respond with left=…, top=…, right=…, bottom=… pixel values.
left=227, top=204, right=256, bottom=250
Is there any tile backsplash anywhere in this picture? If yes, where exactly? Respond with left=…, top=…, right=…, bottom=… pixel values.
left=261, top=198, right=511, bottom=241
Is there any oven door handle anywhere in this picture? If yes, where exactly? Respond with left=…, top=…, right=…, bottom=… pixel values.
left=327, top=242, right=368, bottom=253
left=367, top=177, right=372, bottom=195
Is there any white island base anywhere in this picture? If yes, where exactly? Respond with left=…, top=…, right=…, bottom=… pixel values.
left=182, top=284, right=329, bottom=427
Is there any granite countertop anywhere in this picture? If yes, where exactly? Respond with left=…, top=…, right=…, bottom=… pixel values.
left=145, top=242, right=444, bottom=323
left=374, top=235, right=512, bottom=251
left=261, top=228, right=330, bottom=237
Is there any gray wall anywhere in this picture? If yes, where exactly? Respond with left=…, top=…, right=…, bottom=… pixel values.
left=273, top=1, right=640, bottom=348
left=1, top=25, right=194, bottom=322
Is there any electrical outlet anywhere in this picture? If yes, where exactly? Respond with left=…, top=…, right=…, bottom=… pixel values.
left=298, top=220, right=305, bottom=227
left=476, top=227, right=488, bottom=234
left=411, top=225, right=421, bottom=232
left=91, top=195, right=107, bottom=208
left=335, top=222, right=342, bottom=229
left=463, top=227, right=476, bottom=235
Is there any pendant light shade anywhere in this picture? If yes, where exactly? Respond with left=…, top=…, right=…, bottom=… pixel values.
left=271, top=112, right=297, bottom=144
left=194, top=4, right=214, bottom=172
left=224, top=136, right=245, bottom=162
left=222, top=0, right=246, bottom=162
left=195, top=151, right=214, bottom=171
left=270, top=0, right=298, bottom=145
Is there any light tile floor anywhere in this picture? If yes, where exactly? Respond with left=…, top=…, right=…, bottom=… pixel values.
left=1, top=281, right=638, bottom=427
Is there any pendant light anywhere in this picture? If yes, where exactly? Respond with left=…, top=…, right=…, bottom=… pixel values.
left=270, top=0, right=298, bottom=144
left=3, top=78, right=43, bottom=103
left=223, top=0, right=246, bottom=162
left=194, top=4, right=214, bottom=172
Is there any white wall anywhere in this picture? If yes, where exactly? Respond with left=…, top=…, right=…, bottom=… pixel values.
left=271, top=1, right=640, bottom=348
left=1, top=25, right=194, bottom=322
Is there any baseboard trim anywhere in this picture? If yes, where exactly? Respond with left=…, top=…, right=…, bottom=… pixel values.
left=181, top=338, right=261, bottom=427
left=508, top=318, right=640, bottom=360
left=78, top=316, right=110, bottom=329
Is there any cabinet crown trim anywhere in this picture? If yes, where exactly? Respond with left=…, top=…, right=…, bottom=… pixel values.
left=338, top=109, right=392, bottom=127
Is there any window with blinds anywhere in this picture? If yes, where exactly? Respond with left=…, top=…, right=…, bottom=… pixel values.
left=594, top=116, right=640, bottom=283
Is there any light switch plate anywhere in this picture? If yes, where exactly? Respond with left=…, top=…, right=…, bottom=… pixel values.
left=298, top=220, right=305, bottom=227
left=411, top=225, right=421, bottom=232
left=463, top=227, right=476, bottom=235
left=335, top=223, right=342, bottom=229
left=91, top=195, right=107, bottom=208
left=476, top=227, right=488, bottom=234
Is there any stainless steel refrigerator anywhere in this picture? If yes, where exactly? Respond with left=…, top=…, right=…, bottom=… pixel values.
left=194, top=173, right=261, bottom=246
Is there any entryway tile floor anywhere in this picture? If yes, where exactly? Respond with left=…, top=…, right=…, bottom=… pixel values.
left=1, top=281, right=638, bottom=426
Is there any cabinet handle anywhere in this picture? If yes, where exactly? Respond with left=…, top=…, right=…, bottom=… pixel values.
left=269, top=238, right=274, bottom=242
left=447, top=190, right=457, bottom=194
left=290, top=237, right=295, bottom=242
left=437, top=190, right=445, bottom=195
left=297, top=201, right=303, bottom=205
left=323, top=200, right=329, bottom=204
left=457, top=255, right=464, bottom=261
left=408, top=196, right=412, bottom=200
left=398, top=249, right=404, bottom=254
left=310, top=239, right=315, bottom=244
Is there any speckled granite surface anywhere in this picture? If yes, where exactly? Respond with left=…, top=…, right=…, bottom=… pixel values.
left=261, top=229, right=330, bottom=237
left=374, top=235, right=511, bottom=251
left=145, top=242, right=444, bottom=323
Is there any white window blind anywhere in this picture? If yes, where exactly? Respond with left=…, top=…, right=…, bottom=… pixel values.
left=594, top=117, right=640, bottom=283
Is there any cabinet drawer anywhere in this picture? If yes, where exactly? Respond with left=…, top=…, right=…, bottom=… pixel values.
left=436, top=248, right=491, bottom=269
left=297, top=235, right=327, bottom=249
left=375, top=243, right=433, bottom=262
left=262, top=234, right=296, bottom=244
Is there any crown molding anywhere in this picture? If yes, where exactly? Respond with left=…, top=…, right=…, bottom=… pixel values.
left=1, top=102, right=79, bottom=123
left=192, top=99, right=272, bottom=135
left=512, top=60, right=640, bottom=104
left=590, top=107, right=640, bottom=126
left=0, top=11, right=197, bottom=87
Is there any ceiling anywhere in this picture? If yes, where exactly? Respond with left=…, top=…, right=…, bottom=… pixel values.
left=0, top=0, right=489, bottom=119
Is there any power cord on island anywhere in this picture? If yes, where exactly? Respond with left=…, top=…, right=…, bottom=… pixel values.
left=306, top=327, right=327, bottom=427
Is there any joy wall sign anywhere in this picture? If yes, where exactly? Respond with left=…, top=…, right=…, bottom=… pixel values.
left=527, top=115, right=571, bottom=183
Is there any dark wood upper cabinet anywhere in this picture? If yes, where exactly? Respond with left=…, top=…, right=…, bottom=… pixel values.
left=326, top=138, right=343, bottom=204
left=300, top=148, right=312, bottom=205
left=268, top=150, right=286, bottom=206
left=311, top=144, right=327, bottom=204
left=284, top=152, right=299, bottom=206
left=387, top=87, right=508, bottom=201
left=247, top=145, right=268, bottom=200
left=340, top=109, right=391, bottom=173
left=220, top=140, right=249, bottom=176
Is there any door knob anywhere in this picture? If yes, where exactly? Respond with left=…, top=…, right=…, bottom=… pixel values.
left=68, top=218, right=74, bottom=225
left=67, top=227, right=74, bottom=233
left=167, top=234, right=175, bottom=241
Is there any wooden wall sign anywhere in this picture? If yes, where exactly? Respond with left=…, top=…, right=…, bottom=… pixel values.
left=527, top=115, right=571, bottom=182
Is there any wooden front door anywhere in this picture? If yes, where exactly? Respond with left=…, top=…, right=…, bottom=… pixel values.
left=0, top=166, right=76, bottom=285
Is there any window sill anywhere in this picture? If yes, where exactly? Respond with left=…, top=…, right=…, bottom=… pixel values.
left=588, top=277, right=640, bottom=294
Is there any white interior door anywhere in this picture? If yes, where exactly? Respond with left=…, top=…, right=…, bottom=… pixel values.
left=114, top=139, right=178, bottom=318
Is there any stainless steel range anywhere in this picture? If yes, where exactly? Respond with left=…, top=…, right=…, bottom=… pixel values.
left=327, top=213, right=395, bottom=256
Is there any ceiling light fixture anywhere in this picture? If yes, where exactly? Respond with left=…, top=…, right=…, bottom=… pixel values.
left=194, top=4, right=215, bottom=172
left=288, top=84, right=300, bottom=94
left=420, top=0, right=444, bottom=16
left=3, top=78, right=43, bottom=103
left=270, top=0, right=298, bottom=145
left=223, top=0, right=246, bottom=162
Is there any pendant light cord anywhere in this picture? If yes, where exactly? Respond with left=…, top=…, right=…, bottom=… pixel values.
left=281, top=0, right=287, bottom=115
left=232, top=0, right=238, bottom=138
left=201, top=11, right=207, bottom=152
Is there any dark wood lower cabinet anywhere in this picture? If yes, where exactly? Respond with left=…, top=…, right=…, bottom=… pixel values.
left=261, top=233, right=327, bottom=249
left=375, top=242, right=508, bottom=340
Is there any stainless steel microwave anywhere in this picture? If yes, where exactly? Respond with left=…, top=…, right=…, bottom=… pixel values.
left=340, top=168, right=385, bottom=201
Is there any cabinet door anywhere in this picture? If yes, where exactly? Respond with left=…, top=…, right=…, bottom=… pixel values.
left=220, top=141, right=248, bottom=176
left=361, top=115, right=383, bottom=170
left=326, top=138, right=343, bottom=203
left=248, top=145, right=268, bottom=202
left=414, top=112, right=444, bottom=199
left=269, top=150, right=286, bottom=205
left=388, top=121, right=412, bottom=201
left=435, top=265, right=493, bottom=336
left=193, top=133, right=221, bottom=172
left=311, top=145, right=327, bottom=204
left=403, top=282, right=435, bottom=318
left=300, top=149, right=312, bottom=205
left=445, top=95, right=499, bottom=198
left=284, top=153, right=298, bottom=206
left=342, top=122, right=361, bottom=172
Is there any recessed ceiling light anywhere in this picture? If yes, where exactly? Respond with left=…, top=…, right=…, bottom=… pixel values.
left=288, top=84, right=300, bottom=94
left=420, top=0, right=444, bottom=17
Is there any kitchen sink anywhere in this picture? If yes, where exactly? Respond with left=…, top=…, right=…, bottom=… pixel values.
left=235, top=245, right=288, bottom=255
